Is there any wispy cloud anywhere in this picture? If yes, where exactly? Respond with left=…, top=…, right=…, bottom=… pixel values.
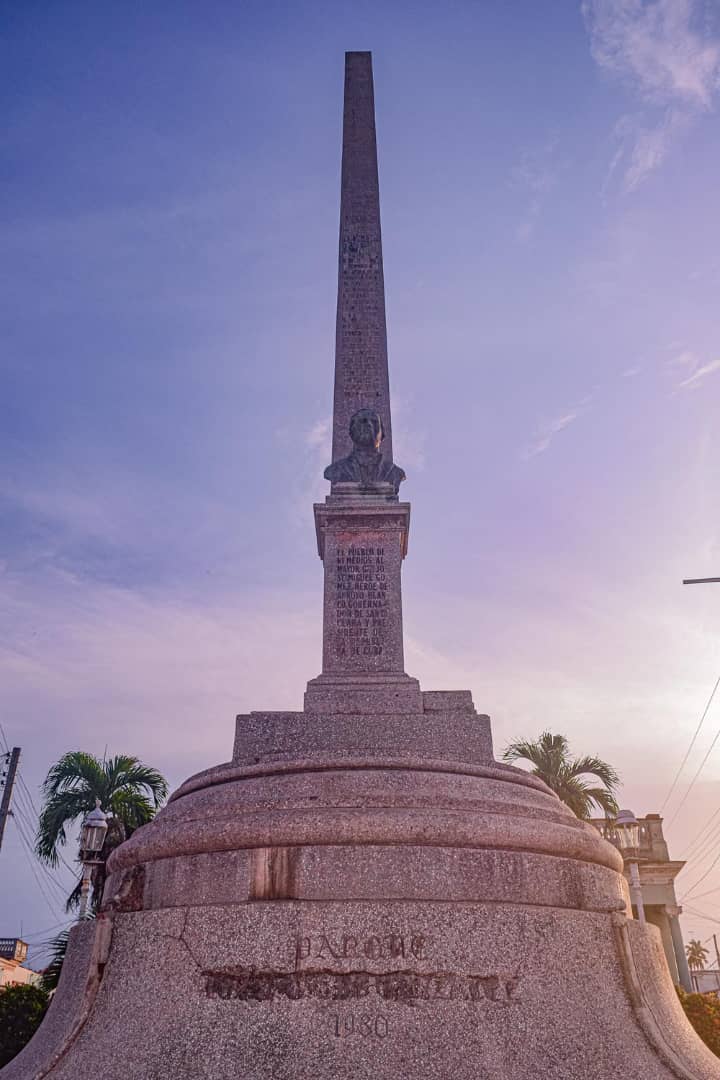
left=510, top=138, right=560, bottom=241
left=304, top=417, right=331, bottom=450
left=393, top=396, right=426, bottom=473
left=620, top=107, right=688, bottom=191
left=672, top=351, right=720, bottom=389
left=583, top=0, right=720, bottom=190
left=0, top=565, right=320, bottom=775
left=276, top=416, right=332, bottom=529
left=523, top=396, right=592, bottom=458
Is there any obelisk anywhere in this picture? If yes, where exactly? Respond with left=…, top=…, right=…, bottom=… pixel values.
left=306, top=52, right=420, bottom=712
left=6, top=50, right=720, bottom=1080
left=332, top=52, right=394, bottom=465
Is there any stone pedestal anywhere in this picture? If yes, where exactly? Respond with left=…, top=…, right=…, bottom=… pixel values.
left=6, top=687, right=720, bottom=1079
left=313, top=497, right=410, bottom=674
left=306, top=494, right=417, bottom=714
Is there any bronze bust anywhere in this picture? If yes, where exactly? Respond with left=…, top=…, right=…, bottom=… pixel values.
left=324, top=408, right=406, bottom=494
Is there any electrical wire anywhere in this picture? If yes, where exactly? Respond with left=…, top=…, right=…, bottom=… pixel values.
left=17, top=770, right=41, bottom=815
left=679, top=819, right=720, bottom=875
left=682, top=846, right=720, bottom=903
left=661, top=675, right=720, bottom=813
left=11, top=818, right=62, bottom=921
left=11, top=807, right=69, bottom=907
left=687, top=884, right=720, bottom=904
left=668, top=703, right=720, bottom=827
left=680, top=805, right=720, bottom=860
left=19, top=918, right=75, bottom=942
left=684, top=905, right=720, bottom=927
left=13, top=775, right=79, bottom=876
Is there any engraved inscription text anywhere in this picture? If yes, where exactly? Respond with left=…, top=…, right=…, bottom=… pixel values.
left=335, top=545, right=388, bottom=659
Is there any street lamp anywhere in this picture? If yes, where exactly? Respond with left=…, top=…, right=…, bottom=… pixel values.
left=79, top=800, right=108, bottom=917
left=614, top=809, right=646, bottom=926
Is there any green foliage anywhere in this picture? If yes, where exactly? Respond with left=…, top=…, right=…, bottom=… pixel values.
left=677, top=987, right=720, bottom=1057
left=35, top=751, right=168, bottom=911
left=40, top=927, right=72, bottom=993
left=686, top=939, right=711, bottom=971
left=36, top=752, right=168, bottom=866
left=0, top=984, right=49, bottom=1067
left=502, top=731, right=620, bottom=819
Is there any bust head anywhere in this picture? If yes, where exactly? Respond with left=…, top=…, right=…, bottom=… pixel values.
left=349, top=408, right=383, bottom=451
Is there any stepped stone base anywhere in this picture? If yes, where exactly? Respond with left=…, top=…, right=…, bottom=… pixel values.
left=4, top=689, right=719, bottom=1079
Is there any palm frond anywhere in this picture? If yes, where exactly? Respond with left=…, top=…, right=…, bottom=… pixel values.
left=40, top=928, right=72, bottom=992
left=568, top=755, right=620, bottom=790
left=501, top=731, right=620, bottom=821
left=36, top=789, right=96, bottom=865
left=581, top=786, right=619, bottom=818
left=42, top=751, right=105, bottom=797
left=64, top=878, right=83, bottom=913
left=105, top=756, right=168, bottom=806
left=109, top=789, right=155, bottom=831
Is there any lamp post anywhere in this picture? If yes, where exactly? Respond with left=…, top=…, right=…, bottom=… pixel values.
left=614, top=809, right=646, bottom=926
left=79, top=800, right=108, bottom=917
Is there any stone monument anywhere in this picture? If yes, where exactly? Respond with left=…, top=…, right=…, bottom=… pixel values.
left=5, top=51, right=720, bottom=1080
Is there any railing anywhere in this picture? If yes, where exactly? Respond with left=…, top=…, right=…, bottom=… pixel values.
left=594, top=822, right=653, bottom=851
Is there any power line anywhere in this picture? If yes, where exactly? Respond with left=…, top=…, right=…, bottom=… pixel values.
left=682, top=846, right=720, bottom=903
left=11, top=818, right=62, bottom=921
left=20, top=917, right=75, bottom=942
left=661, top=675, right=720, bottom=813
left=680, top=803, right=720, bottom=860
left=12, top=776, right=79, bottom=877
left=16, top=769, right=41, bottom=817
left=10, top=801, right=69, bottom=905
left=688, top=884, right=720, bottom=904
left=684, top=905, right=720, bottom=927
left=678, top=816, right=720, bottom=874
left=668, top=705, right=720, bottom=828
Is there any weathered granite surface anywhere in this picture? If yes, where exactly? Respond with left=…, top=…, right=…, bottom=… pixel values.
left=9, top=687, right=717, bottom=1076
left=0, top=920, right=104, bottom=1080
left=11, top=903, right=720, bottom=1080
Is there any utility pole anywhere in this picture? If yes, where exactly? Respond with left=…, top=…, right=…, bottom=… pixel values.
left=714, top=933, right=720, bottom=973
left=0, top=747, right=21, bottom=853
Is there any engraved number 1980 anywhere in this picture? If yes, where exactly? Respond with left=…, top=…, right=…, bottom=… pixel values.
left=333, top=1013, right=389, bottom=1039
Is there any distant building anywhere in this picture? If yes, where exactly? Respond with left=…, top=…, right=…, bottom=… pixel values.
left=692, top=969, right=720, bottom=993
left=0, top=937, right=41, bottom=987
left=590, top=814, right=691, bottom=990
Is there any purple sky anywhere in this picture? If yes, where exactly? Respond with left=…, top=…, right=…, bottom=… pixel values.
left=3, top=0, right=720, bottom=964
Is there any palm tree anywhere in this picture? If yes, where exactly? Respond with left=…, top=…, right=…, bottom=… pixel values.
left=502, top=731, right=620, bottom=820
left=40, top=926, right=74, bottom=993
left=686, top=939, right=709, bottom=972
left=36, top=751, right=168, bottom=910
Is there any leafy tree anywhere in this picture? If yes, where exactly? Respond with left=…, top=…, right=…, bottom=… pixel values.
left=686, top=939, right=710, bottom=972
left=0, top=984, right=49, bottom=1067
left=502, top=731, right=620, bottom=819
left=677, top=987, right=720, bottom=1057
left=36, top=751, right=168, bottom=910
